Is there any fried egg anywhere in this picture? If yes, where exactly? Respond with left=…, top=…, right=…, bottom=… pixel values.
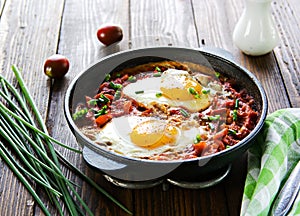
left=122, top=69, right=211, bottom=112
left=93, top=115, right=204, bottom=159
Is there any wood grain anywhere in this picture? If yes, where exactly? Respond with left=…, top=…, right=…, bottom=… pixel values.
left=47, top=0, right=132, bottom=215
left=272, top=0, right=300, bottom=108
left=0, top=0, right=64, bottom=215
left=0, top=0, right=298, bottom=215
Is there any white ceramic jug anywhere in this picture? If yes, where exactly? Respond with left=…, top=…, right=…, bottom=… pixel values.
left=232, top=0, right=279, bottom=56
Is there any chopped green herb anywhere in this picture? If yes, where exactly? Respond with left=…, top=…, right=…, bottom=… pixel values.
left=226, top=145, right=231, bottom=149
left=114, top=90, right=121, bottom=100
left=104, top=73, right=111, bottom=81
left=215, top=72, right=220, bottom=78
left=202, top=88, right=210, bottom=94
left=208, top=115, right=220, bottom=121
left=87, top=99, right=98, bottom=106
left=156, top=92, right=163, bottom=97
left=228, top=129, right=237, bottom=135
left=235, top=99, right=239, bottom=109
left=128, top=75, right=137, bottom=82
left=233, top=109, right=238, bottom=121
left=72, top=108, right=88, bottom=120
left=194, top=94, right=201, bottom=99
left=95, top=105, right=108, bottom=118
left=208, top=122, right=215, bottom=130
left=188, top=87, right=197, bottom=95
left=194, top=134, right=202, bottom=143
left=116, top=73, right=121, bottom=77
left=135, top=90, right=144, bottom=94
left=109, top=81, right=122, bottom=90
left=99, top=94, right=110, bottom=104
left=180, top=109, right=190, bottom=117
left=155, top=66, right=161, bottom=72
left=153, top=72, right=161, bottom=77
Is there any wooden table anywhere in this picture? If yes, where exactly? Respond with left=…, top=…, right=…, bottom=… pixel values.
left=0, top=0, right=299, bottom=215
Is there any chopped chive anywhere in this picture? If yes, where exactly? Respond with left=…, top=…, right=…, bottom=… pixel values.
left=155, top=66, right=161, bottom=72
left=135, top=90, right=144, bottom=94
left=194, top=94, right=201, bottom=99
left=194, top=134, right=201, bottom=143
left=233, top=109, right=238, bottom=121
left=72, top=108, right=88, bottom=120
left=202, top=88, right=210, bottom=94
left=188, top=87, right=197, bottom=95
left=1, top=65, right=132, bottom=215
left=180, top=109, right=190, bottom=118
left=226, top=145, right=231, bottom=149
left=215, top=72, right=220, bottom=78
left=235, top=99, right=239, bottom=109
left=128, top=75, right=137, bottom=82
left=228, top=129, right=237, bottom=135
left=153, top=72, right=161, bottom=77
left=100, top=94, right=110, bottom=103
left=156, top=92, right=162, bottom=97
left=87, top=99, right=98, bottom=106
left=114, top=90, right=121, bottom=100
left=109, top=81, right=122, bottom=90
left=208, top=115, right=220, bottom=121
left=208, top=122, right=215, bottom=130
left=95, top=105, right=108, bottom=117
left=116, top=73, right=121, bottom=77
left=104, top=73, right=111, bottom=81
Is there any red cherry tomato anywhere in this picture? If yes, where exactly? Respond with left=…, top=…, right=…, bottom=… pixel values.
left=97, top=25, right=123, bottom=46
left=44, top=54, right=70, bottom=79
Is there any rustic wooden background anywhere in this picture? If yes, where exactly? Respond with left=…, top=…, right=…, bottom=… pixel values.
left=0, top=0, right=299, bottom=215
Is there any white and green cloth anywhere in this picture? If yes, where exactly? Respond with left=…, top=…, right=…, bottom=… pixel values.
left=241, top=108, right=300, bottom=216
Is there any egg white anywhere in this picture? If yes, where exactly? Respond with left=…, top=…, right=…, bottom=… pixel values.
left=94, top=115, right=205, bottom=159
left=122, top=69, right=211, bottom=112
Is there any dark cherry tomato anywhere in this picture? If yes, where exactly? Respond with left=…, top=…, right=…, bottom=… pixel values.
left=97, top=25, right=123, bottom=46
left=44, top=54, right=70, bottom=79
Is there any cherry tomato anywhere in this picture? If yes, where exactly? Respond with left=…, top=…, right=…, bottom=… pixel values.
left=97, top=25, right=123, bottom=46
left=44, top=54, right=70, bottom=79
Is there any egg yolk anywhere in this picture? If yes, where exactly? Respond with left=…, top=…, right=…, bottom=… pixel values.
left=130, top=120, right=178, bottom=148
left=161, top=74, right=202, bottom=101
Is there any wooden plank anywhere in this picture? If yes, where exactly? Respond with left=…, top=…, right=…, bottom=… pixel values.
left=193, top=0, right=291, bottom=114
left=0, top=0, right=65, bottom=215
left=272, top=0, right=300, bottom=108
left=130, top=0, right=199, bottom=48
left=47, top=0, right=133, bottom=215
left=129, top=0, right=230, bottom=215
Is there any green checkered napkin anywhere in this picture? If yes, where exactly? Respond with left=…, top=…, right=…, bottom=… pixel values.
left=241, top=108, right=300, bottom=216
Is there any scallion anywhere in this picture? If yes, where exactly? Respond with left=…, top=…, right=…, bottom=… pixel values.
left=194, top=134, right=201, bottom=144
left=156, top=92, right=162, bottom=97
left=109, top=81, right=122, bottom=90
left=153, top=72, right=161, bottom=77
left=180, top=109, right=190, bottom=118
left=0, top=65, right=132, bottom=215
left=233, top=109, right=238, bottom=121
left=208, top=122, right=215, bottom=130
left=104, top=73, right=111, bottom=81
left=127, top=75, right=137, bottom=82
left=235, top=98, right=239, bottom=109
left=228, top=129, right=237, bottom=135
left=208, top=115, right=220, bottom=121
left=202, top=88, right=210, bottom=94
left=135, top=90, right=144, bottom=94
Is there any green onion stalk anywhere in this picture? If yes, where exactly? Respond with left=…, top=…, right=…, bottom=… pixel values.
left=0, top=65, right=132, bottom=216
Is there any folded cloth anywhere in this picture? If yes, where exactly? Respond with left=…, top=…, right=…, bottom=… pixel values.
left=241, top=108, right=300, bottom=216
